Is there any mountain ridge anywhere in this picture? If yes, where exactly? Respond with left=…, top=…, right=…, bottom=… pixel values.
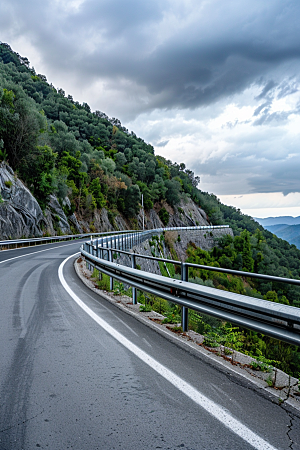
left=255, top=215, right=300, bottom=226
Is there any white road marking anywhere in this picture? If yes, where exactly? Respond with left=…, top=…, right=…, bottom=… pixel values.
left=142, top=338, right=152, bottom=348
left=115, top=317, right=139, bottom=336
left=59, top=253, right=278, bottom=450
left=0, top=242, right=81, bottom=265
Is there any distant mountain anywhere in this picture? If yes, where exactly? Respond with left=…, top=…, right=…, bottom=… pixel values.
left=265, top=224, right=290, bottom=233
left=262, top=223, right=300, bottom=249
left=255, top=216, right=300, bottom=226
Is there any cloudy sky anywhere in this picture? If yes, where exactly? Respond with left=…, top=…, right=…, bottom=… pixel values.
left=1, top=0, right=300, bottom=218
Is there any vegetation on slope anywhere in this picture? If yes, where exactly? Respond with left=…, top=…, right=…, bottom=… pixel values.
left=1, top=42, right=300, bottom=375
left=0, top=42, right=199, bottom=219
left=185, top=233, right=300, bottom=377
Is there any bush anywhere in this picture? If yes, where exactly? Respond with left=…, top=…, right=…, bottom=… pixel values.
left=97, top=273, right=110, bottom=290
left=4, top=180, right=12, bottom=188
left=159, top=207, right=169, bottom=225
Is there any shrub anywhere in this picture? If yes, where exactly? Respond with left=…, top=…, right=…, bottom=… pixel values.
left=4, top=180, right=12, bottom=188
left=159, top=207, right=169, bottom=226
left=97, top=273, right=110, bottom=290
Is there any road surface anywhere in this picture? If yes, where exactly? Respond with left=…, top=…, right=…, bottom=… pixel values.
left=0, top=240, right=299, bottom=449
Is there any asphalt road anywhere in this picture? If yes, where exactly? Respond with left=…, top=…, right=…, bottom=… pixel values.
left=0, top=240, right=299, bottom=450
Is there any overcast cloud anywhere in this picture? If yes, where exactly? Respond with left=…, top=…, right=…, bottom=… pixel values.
left=1, top=0, right=300, bottom=216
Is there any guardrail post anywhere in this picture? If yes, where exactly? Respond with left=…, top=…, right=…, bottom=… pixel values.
left=99, top=239, right=102, bottom=259
left=109, top=249, right=114, bottom=291
left=103, top=240, right=109, bottom=261
left=131, top=253, right=137, bottom=305
left=181, top=263, right=189, bottom=332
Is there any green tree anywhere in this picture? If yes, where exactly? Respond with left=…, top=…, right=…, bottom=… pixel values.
left=241, top=230, right=254, bottom=272
left=165, top=179, right=181, bottom=206
left=0, top=84, right=46, bottom=168
left=59, top=151, right=87, bottom=188
left=19, top=145, right=57, bottom=208
left=89, top=178, right=106, bottom=209
left=125, top=185, right=141, bottom=217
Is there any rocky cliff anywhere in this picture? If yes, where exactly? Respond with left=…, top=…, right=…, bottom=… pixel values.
left=0, top=163, right=223, bottom=242
left=74, top=197, right=211, bottom=235
left=114, top=227, right=234, bottom=280
left=0, top=163, right=74, bottom=239
left=0, top=162, right=47, bottom=239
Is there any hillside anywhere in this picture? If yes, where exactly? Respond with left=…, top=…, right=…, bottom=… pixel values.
left=1, top=42, right=300, bottom=376
left=256, top=216, right=300, bottom=226
left=256, top=217, right=300, bottom=249
left=263, top=223, right=300, bottom=250
left=1, top=42, right=300, bottom=304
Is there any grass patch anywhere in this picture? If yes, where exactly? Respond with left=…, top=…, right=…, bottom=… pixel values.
left=97, top=273, right=110, bottom=290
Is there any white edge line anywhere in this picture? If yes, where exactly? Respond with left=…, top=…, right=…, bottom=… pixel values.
left=0, top=241, right=82, bottom=265
left=59, top=252, right=278, bottom=450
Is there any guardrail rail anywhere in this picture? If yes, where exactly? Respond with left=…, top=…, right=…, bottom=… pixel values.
left=0, top=229, right=137, bottom=250
left=81, top=226, right=300, bottom=347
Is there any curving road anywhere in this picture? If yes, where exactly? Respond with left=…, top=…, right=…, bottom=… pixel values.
left=0, top=240, right=299, bottom=450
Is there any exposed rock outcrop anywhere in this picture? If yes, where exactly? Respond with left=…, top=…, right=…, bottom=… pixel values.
left=0, top=163, right=224, bottom=241
left=114, top=226, right=234, bottom=278
left=0, top=163, right=78, bottom=239
left=0, top=162, right=46, bottom=239
left=137, top=198, right=210, bottom=231
left=44, top=195, right=71, bottom=235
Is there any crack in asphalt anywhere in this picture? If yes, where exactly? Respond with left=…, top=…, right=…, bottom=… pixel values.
left=0, top=409, right=44, bottom=434
left=286, top=412, right=295, bottom=449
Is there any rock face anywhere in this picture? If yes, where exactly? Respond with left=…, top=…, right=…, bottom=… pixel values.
left=169, top=227, right=234, bottom=261
left=115, top=226, right=234, bottom=279
left=0, top=162, right=47, bottom=239
left=0, top=163, right=75, bottom=239
left=0, top=163, right=227, bottom=244
left=136, top=198, right=210, bottom=231
left=44, top=195, right=71, bottom=235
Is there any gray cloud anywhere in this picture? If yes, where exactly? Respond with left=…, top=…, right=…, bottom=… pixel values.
left=155, top=140, right=169, bottom=147
left=255, top=81, right=277, bottom=100
left=253, top=110, right=292, bottom=126
left=277, top=80, right=299, bottom=99
left=1, top=0, right=300, bottom=115
left=2, top=0, right=300, bottom=200
left=253, top=102, right=271, bottom=116
left=188, top=125, right=300, bottom=196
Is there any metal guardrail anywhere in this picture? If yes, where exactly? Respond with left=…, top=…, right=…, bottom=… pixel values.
left=81, top=226, right=300, bottom=346
left=0, top=229, right=139, bottom=250
left=0, top=224, right=224, bottom=249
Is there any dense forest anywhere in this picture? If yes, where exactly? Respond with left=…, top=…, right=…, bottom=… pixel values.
left=0, top=42, right=200, bottom=217
left=0, top=42, right=300, bottom=376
